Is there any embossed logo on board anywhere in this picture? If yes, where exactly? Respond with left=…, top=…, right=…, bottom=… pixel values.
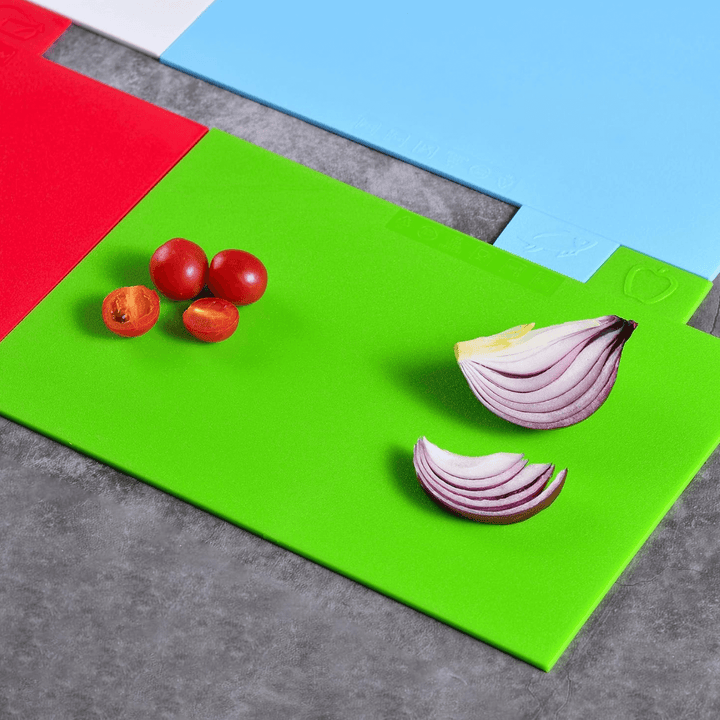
left=623, top=264, right=678, bottom=304
left=0, top=4, right=44, bottom=41
left=387, top=210, right=480, bottom=260
left=386, top=210, right=564, bottom=297
left=520, top=231, right=598, bottom=258
left=0, top=38, right=16, bottom=66
left=353, top=115, right=518, bottom=195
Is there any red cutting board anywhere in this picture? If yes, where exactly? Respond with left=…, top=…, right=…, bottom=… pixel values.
left=0, top=0, right=69, bottom=54
left=0, top=0, right=207, bottom=341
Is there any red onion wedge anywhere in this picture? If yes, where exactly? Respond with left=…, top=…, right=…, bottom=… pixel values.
left=454, top=315, right=637, bottom=430
left=413, top=438, right=567, bottom=524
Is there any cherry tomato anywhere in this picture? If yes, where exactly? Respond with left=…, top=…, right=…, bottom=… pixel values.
left=150, top=238, right=208, bottom=301
left=183, top=297, right=239, bottom=343
left=208, top=249, right=267, bottom=305
left=102, top=285, right=160, bottom=338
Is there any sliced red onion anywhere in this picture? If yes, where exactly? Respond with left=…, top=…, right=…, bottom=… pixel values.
left=413, top=438, right=567, bottom=524
left=421, top=440, right=525, bottom=482
left=475, top=325, right=619, bottom=396
left=455, top=316, right=636, bottom=430
left=418, top=452, right=551, bottom=506
left=418, top=442, right=536, bottom=495
left=476, top=321, right=607, bottom=374
left=477, top=336, right=620, bottom=412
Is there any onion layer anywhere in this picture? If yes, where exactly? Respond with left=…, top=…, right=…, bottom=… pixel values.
left=454, top=316, right=637, bottom=430
left=413, top=437, right=567, bottom=524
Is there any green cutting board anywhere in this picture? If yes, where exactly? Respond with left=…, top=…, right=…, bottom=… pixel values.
left=1, top=130, right=718, bottom=670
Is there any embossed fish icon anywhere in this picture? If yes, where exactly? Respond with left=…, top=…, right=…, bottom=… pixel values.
left=521, top=231, right=597, bottom=257
left=0, top=5, right=44, bottom=41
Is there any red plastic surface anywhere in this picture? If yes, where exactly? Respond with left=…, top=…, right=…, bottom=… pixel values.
left=0, top=4, right=207, bottom=342
left=0, top=0, right=69, bottom=56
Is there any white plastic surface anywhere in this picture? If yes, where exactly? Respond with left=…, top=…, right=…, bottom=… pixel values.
left=34, top=0, right=214, bottom=57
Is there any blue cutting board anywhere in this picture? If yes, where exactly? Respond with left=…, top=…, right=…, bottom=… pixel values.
left=161, top=0, right=720, bottom=281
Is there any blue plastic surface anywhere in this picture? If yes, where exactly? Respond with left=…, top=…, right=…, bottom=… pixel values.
left=495, top=207, right=618, bottom=282
left=161, top=0, right=720, bottom=281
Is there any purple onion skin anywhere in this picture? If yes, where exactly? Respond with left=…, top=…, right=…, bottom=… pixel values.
left=458, top=316, right=637, bottom=430
left=412, top=438, right=567, bottom=524
left=419, top=468, right=567, bottom=525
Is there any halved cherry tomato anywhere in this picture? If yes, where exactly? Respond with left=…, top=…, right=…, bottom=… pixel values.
left=102, top=286, right=160, bottom=337
left=183, top=297, right=239, bottom=343
left=208, top=249, right=267, bottom=305
left=150, top=238, right=208, bottom=301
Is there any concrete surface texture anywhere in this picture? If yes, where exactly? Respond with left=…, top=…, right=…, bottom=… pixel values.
left=1, top=25, right=719, bottom=719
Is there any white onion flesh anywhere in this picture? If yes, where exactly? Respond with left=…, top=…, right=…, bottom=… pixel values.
left=455, top=315, right=637, bottom=430
left=413, top=437, right=567, bottom=524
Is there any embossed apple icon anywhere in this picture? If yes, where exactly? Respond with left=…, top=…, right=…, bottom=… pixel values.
left=623, top=264, right=678, bottom=305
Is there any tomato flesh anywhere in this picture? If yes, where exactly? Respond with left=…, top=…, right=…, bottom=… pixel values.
left=150, top=238, right=209, bottom=301
left=102, top=286, right=160, bottom=337
left=208, top=249, right=267, bottom=305
left=183, top=297, right=239, bottom=343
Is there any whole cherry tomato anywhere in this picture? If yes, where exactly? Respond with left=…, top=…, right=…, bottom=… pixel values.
left=183, top=297, right=239, bottom=343
left=102, top=285, right=160, bottom=337
left=208, top=249, right=267, bottom=305
left=150, top=238, right=208, bottom=301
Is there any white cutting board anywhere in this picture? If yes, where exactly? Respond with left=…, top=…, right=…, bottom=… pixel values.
left=34, top=0, right=214, bottom=57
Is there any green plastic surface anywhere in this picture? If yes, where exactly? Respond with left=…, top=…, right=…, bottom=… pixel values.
left=1, top=130, right=719, bottom=670
left=586, top=247, right=712, bottom=325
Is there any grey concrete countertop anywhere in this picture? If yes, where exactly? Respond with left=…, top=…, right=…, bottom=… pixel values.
left=2, top=25, right=719, bottom=719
